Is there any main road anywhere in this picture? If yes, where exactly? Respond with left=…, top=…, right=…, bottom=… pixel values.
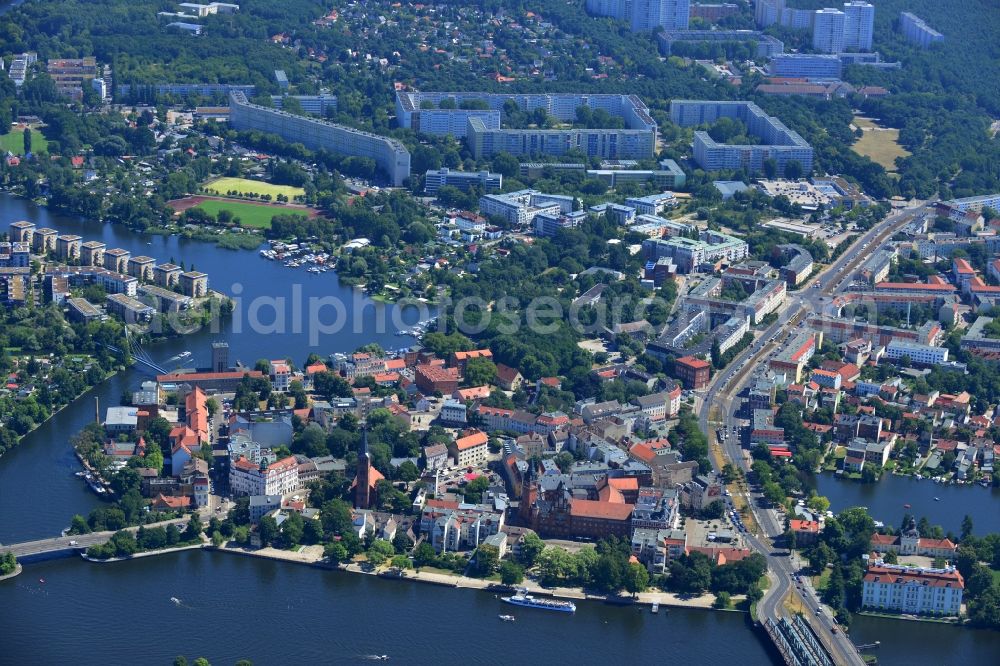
left=696, top=202, right=931, bottom=666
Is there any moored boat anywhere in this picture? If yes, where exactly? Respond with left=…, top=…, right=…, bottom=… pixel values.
left=501, top=589, right=576, bottom=613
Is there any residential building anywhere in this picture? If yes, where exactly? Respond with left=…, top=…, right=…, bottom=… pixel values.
left=56, top=235, right=81, bottom=262
left=862, top=561, right=964, bottom=617
left=812, top=8, right=845, bottom=53
left=440, top=399, right=468, bottom=426
left=336, top=352, right=387, bottom=380
left=270, top=360, right=291, bottom=391
left=885, top=340, right=949, bottom=366
left=479, top=189, right=575, bottom=227
left=961, top=316, right=1000, bottom=356
left=127, top=255, right=157, bottom=282
left=754, top=0, right=814, bottom=30
left=629, top=0, right=690, bottom=32
left=396, top=92, right=656, bottom=162
left=9, top=221, right=35, bottom=244
left=179, top=271, right=208, bottom=297
left=670, top=101, right=813, bottom=176
left=106, top=293, right=155, bottom=324
left=66, top=297, right=101, bottom=323
left=534, top=210, right=586, bottom=237
left=468, top=116, right=655, bottom=161
left=899, top=12, right=943, bottom=48
left=769, top=330, right=818, bottom=384
left=154, top=263, right=182, bottom=288
left=80, top=241, right=105, bottom=267
left=674, top=355, right=710, bottom=389
left=230, top=90, right=410, bottom=186
left=768, top=54, right=842, bottom=80
left=642, top=229, right=748, bottom=273
left=270, top=93, right=338, bottom=116
left=842, top=2, right=874, bottom=52
left=657, top=30, right=784, bottom=59
left=117, top=83, right=257, bottom=100
left=424, top=168, right=502, bottom=195
left=690, top=3, right=738, bottom=21
left=789, top=519, right=820, bottom=546
left=249, top=494, right=283, bottom=523
left=32, top=227, right=59, bottom=254
left=47, top=57, right=100, bottom=101
left=229, top=455, right=300, bottom=497
left=495, top=364, right=523, bottom=391
left=415, top=364, right=460, bottom=395
left=454, top=430, right=489, bottom=467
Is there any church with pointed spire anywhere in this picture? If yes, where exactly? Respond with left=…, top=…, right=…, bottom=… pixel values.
left=351, top=424, right=383, bottom=509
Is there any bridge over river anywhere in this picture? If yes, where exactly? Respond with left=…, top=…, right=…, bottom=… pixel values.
left=1, top=516, right=193, bottom=563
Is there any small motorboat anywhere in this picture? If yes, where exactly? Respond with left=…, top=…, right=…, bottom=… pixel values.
left=903, top=503, right=911, bottom=509
left=498, top=614, right=516, bottom=622
left=170, top=597, right=181, bottom=605
left=934, top=497, right=941, bottom=501
left=38, top=578, right=45, bottom=584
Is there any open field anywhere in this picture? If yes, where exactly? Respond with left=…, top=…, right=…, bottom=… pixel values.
left=851, top=117, right=910, bottom=173
left=204, top=176, right=305, bottom=199
left=167, top=195, right=312, bottom=229
left=0, top=129, right=48, bottom=155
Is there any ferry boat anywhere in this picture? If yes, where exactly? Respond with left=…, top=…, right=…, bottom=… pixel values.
left=501, top=590, right=576, bottom=613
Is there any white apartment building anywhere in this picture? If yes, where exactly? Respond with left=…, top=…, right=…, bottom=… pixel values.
left=862, top=561, right=964, bottom=617
left=230, top=455, right=300, bottom=497
left=812, top=8, right=845, bottom=53
left=885, top=340, right=949, bottom=366
left=842, top=1, right=874, bottom=51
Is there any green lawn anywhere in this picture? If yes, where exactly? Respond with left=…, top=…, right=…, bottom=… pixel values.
left=0, top=129, right=49, bottom=155
left=204, top=176, right=305, bottom=199
left=852, top=117, right=911, bottom=173
left=193, top=200, right=306, bottom=229
left=812, top=567, right=832, bottom=595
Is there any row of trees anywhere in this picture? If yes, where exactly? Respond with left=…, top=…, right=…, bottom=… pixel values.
left=84, top=515, right=203, bottom=560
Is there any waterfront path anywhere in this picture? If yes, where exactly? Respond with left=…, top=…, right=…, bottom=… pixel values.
left=343, top=563, right=720, bottom=610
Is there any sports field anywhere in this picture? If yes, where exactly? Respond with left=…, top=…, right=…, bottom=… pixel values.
left=0, top=129, right=48, bottom=155
left=852, top=116, right=910, bottom=173
left=204, top=177, right=305, bottom=199
left=190, top=199, right=307, bottom=229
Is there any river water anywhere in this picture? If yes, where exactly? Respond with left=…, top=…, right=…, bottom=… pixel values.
left=1, top=550, right=772, bottom=666
left=816, top=472, right=1000, bottom=536
left=1, top=193, right=998, bottom=663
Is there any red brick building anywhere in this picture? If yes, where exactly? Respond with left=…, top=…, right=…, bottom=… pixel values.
left=674, top=356, right=710, bottom=389
left=415, top=364, right=460, bottom=395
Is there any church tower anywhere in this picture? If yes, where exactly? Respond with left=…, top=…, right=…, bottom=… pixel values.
left=355, top=424, right=372, bottom=509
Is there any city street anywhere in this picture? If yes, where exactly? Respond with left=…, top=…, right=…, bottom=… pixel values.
left=695, top=202, right=931, bottom=666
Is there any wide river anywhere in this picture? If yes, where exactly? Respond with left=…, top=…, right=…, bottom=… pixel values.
left=1, top=193, right=998, bottom=664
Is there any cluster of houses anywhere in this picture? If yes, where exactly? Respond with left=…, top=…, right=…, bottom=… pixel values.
left=3, top=220, right=208, bottom=321
left=744, top=326, right=997, bottom=482
left=122, top=331, right=744, bottom=570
